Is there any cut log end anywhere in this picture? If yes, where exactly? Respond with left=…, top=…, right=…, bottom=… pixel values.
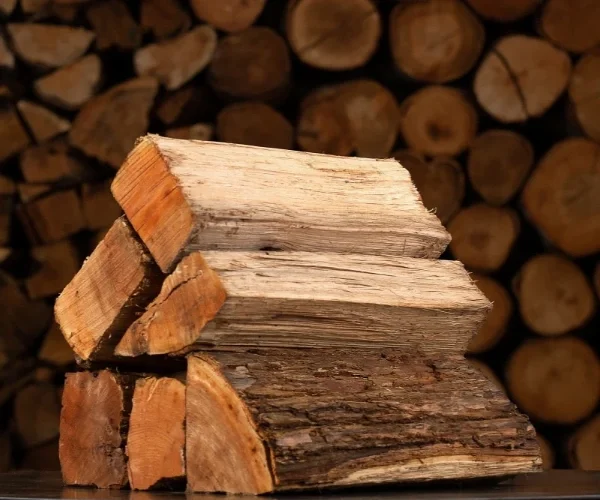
left=569, top=52, right=600, bottom=143
left=540, top=0, right=600, bottom=53
left=465, top=0, right=539, bottom=21
left=568, top=414, right=600, bottom=470
left=190, top=0, right=266, bottom=33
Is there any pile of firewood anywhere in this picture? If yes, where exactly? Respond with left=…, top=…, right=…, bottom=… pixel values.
left=0, top=0, right=599, bottom=473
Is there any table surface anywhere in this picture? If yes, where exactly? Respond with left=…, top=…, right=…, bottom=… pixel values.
left=0, top=471, right=599, bottom=500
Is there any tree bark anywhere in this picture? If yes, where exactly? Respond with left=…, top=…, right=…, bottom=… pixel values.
left=569, top=51, right=600, bottom=143
left=140, top=0, right=190, bottom=39
left=540, top=0, right=600, bottom=53
left=85, top=0, right=141, bottom=50
left=25, top=240, right=80, bottom=299
left=190, top=0, right=265, bottom=33
left=112, top=135, right=450, bottom=273
left=465, top=0, right=539, bottom=21
left=568, top=414, right=600, bottom=470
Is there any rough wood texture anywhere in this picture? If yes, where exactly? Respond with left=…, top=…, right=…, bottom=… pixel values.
left=540, top=0, right=600, bottom=53
left=506, top=337, right=600, bottom=425
left=54, top=217, right=163, bottom=361
left=187, top=349, right=540, bottom=494
left=513, top=254, right=595, bottom=336
left=127, top=377, right=185, bottom=490
left=286, top=0, right=381, bottom=71
left=81, top=181, right=122, bottom=231
left=568, top=414, right=600, bottom=470
left=389, top=0, right=484, bottom=83
left=25, top=240, right=80, bottom=299
left=465, top=0, right=539, bottom=21
left=474, top=35, right=571, bottom=123
left=16, top=101, right=70, bottom=143
left=20, top=141, right=85, bottom=184
left=60, top=370, right=134, bottom=488
left=116, top=251, right=489, bottom=357
left=140, top=0, right=191, bottom=39
left=86, top=0, right=141, bottom=50
left=14, top=382, right=60, bottom=449
left=0, top=106, right=30, bottom=162
left=522, top=138, right=600, bottom=257
left=112, top=136, right=450, bottom=273
left=569, top=51, right=600, bottom=143
left=190, top=0, right=265, bottom=33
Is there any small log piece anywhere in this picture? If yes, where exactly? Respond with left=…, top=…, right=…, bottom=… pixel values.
left=0, top=33, right=14, bottom=68
left=568, top=414, right=600, bottom=470
left=466, top=358, right=505, bottom=394
left=569, top=51, right=600, bottom=143
left=155, top=86, right=218, bottom=126
left=536, top=435, right=555, bottom=470
left=26, top=239, right=80, bottom=299
left=81, top=181, right=122, bottom=231
left=540, top=0, right=600, bottom=53
left=20, top=141, right=85, bottom=184
left=17, top=184, right=50, bottom=203
left=190, top=0, right=265, bottom=33
left=0, top=104, right=31, bottom=162
left=13, top=382, right=60, bottom=449
left=38, top=322, right=74, bottom=367
left=85, top=0, right=141, bottom=50
left=16, top=101, right=70, bottom=143
left=465, top=0, right=539, bottom=21
left=140, top=0, right=191, bottom=39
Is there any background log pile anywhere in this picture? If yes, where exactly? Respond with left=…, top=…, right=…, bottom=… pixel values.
left=0, top=0, right=598, bottom=472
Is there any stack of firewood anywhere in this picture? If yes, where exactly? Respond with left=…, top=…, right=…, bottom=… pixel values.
left=0, top=0, right=599, bottom=473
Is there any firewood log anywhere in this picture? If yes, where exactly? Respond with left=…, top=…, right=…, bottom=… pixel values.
left=140, top=0, right=191, bottom=39
left=112, top=136, right=450, bottom=273
left=54, top=217, right=163, bottom=361
left=569, top=51, right=600, bottom=143
left=568, top=414, right=600, bottom=470
left=165, top=123, right=213, bottom=141
left=34, top=55, right=101, bottom=110
left=7, top=23, right=94, bottom=68
left=190, top=0, right=265, bottom=33
left=466, top=358, right=505, bottom=394
left=217, top=102, right=293, bottom=150
left=447, top=204, right=520, bottom=273
left=126, top=376, right=185, bottom=490
left=17, top=184, right=50, bottom=202
left=0, top=0, right=16, bottom=16
left=474, top=35, right=571, bottom=123
left=13, top=382, right=60, bottom=448
left=115, top=251, right=490, bottom=357
left=208, top=27, right=290, bottom=102
left=506, top=337, right=600, bottom=424
left=0, top=105, right=31, bottom=162
left=0, top=33, right=14, bottom=68
left=69, top=77, right=158, bottom=168
left=465, top=0, right=540, bottom=21
left=399, top=86, right=478, bottom=157
left=25, top=239, right=80, bottom=299
left=81, top=181, right=121, bottom=231
left=522, top=138, right=600, bottom=257
left=467, top=274, right=513, bottom=354
left=21, top=440, right=60, bottom=471
left=467, top=130, right=534, bottom=206
left=286, top=0, right=381, bottom=71
left=155, top=86, right=217, bottom=126
left=38, top=322, right=74, bottom=367
left=186, top=349, right=539, bottom=494
left=540, top=0, right=600, bottom=53
left=389, top=0, right=484, bottom=83
left=60, top=370, right=135, bottom=488
left=513, top=254, right=595, bottom=336
left=20, top=140, right=85, bottom=184
left=85, top=0, right=141, bottom=50
left=536, top=434, right=555, bottom=470
left=16, top=101, right=70, bottom=143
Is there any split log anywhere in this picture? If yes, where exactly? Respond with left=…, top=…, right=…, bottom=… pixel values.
left=112, top=135, right=450, bottom=273
left=0, top=247, right=11, bottom=263
left=25, top=239, right=80, bottom=299
left=38, top=322, right=74, bottom=367
left=155, top=86, right=218, bottom=126
left=21, top=440, right=60, bottom=471
left=126, top=376, right=185, bottom=490
left=86, top=0, right=141, bottom=50
left=81, top=181, right=121, bottom=231
left=186, top=349, right=539, bottom=494
left=217, top=102, right=293, bottom=150
left=7, top=24, right=94, bottom=68
left=394, top=152, right=465, bottom=224
left=467, top=274, right=513, bottom=354
left=0, top=0, right=15, bottom=15
left=286, top=0, right=381, bottom=71
left=208, top=27, right=290, bottom=102
left=20, top=141, right=85, bottom=184
left=165, top=123, right=213, bottom=141
left=190, top=0, right=265, bottom=33
left=569, top=51, right=600, bottom=143
left=34, top=55, right=101, bottom=110
left=18, top=189, right=84, bottom=243
left=134, top=26, right=217, bottom=90
left=54, top=217, right=163, bottom=361
left=536, top=434, right=555, bottom=470
left=514, top=254, right=595, bottom=336
left=466, top=358, right=505, bottom=394
left=115, top=251, right=489, bottom=357
left=0, top=33, right=14, bottom=68
left=467, top=130, right=534, bottom=206
left=540, top=0, right=600, bottom=53
left=0, top=105, right=31, bottom=162
left=465, top=0, right=539, bottom=21
left=474, top=35, right=571, bottom=123
left=522, top=138, right=600, bottom=257
left=69, top=77, right=158, bottom=168
left=18, top=184, right=52, bottom=202
left=140, top=0, right=191, bottom=39
left=568, top=414, right=600, bottom=470
left=447, top=204, right=520, bottom=273
left=399, top=86, right=478, bottom=157
left=13, top=382, right=60, bottom=448
left=389, top=0, right=484, bottom=83
left=506, top=337, right=600, bottom=425
left=16, top=101, right=70, bottom=143
left=60, top=370, right=134, bottom=488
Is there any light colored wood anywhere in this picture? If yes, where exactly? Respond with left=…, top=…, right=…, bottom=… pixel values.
left=474, top=35, right=571, bottom=123
left=165, top=123, right=213, bottom=141
left=7, top=23, right=94, bottom=68
left=86, top=0, right=141, bottom=50
left=190, top=0, right=265, bottom=32
left=399, top=85, right=477, bottom=157
left=38, top=322, right=74, bottom=367
left=16, top=101, right=70, bottom=143
left=468, top=130, right=534, bottom=206
left=448, top=204, right=520, bottom=273
left=20, top=141, right=84, bottom=184
left=69, top=77, right=158, bottom=168
left=217, top=102, right=293, bottom=150
left=25, top=240, right=80, bottom=299
left=467, top=274, right=513, bottom=354
left=115, top=251, right=489, bottom=357
left=568, top=414, right=600, bottom=470
left=134, top=26, right=216, bottom=91
left=209, top=27, right=290, bottom=102
left=286, top=0, right=381, bottom=71
left=54, top=217, right=163, bottom=361
left=540, top=0, right=600, bottom=53
left=536, top=434, right=555, bottom=470
left=112, top=135, right=450, bottom=273
left=506, top=337, right=600, bottom=425
left=0, top=33, right=14, bottom=68
left=465, top=0, right=539, bottom=21
left=14, top=382, right=60, bottom=448
left=127, top=377, right=185, bottom=490
left=389, top=0, right=484, bottom=83
left=569, top=51, right=600, bottom=143
left=140, top=0, right=190, bottom=39
left=34, top=55, right=101, bottom=110
left=0, top=107, right=30, bottom=162
left=81, top=181, right=121, bottom=230
left=522, top=138, right=600, bottom=257
left=513, top=254, right=595, bottom=336
left=187, top=349, right=540, bottom=494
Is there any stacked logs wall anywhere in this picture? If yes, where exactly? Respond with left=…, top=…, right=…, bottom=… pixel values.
left=0, top=0, right=598, bottom=472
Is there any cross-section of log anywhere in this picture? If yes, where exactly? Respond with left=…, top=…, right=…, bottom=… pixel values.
left=20, top=140, right=85, bottom=184
left=540, top=0, right=600, bottom=53
left=465, top=0, right=539, bottom=21
left=536, top=435, right=555, bottom=470
left=190, top=0, right=265, bottom=33
left=86, top=0, right=141, bottom=50
left=126, top=376, right=185, bottom=490
left=568, top=414, right=600, bottom=470
left=81, top=181, right=122, bottom=231
left=141, top=0, right=191, bottom=39
left=115, top=251, right=489, bottom=357
left=54, top=217, right=163, bottom=361
left=112, top=136, right=450, bottom=273
left=60, top=370, right=134, bottom=488
left=569, top=51, right=600, bottom=143
left=186, top=349, right=540, bottom=494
